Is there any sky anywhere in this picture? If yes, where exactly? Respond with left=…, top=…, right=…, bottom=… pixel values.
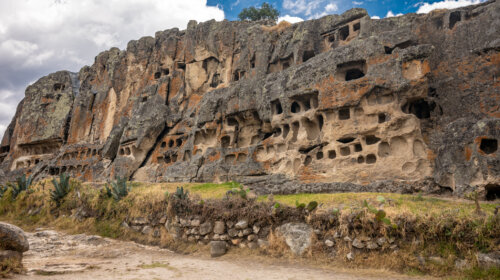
left=0, top=0, right=485, bottom=138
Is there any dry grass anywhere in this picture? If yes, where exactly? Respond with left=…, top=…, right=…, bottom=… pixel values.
left=261, top=21, right=291, bottom=33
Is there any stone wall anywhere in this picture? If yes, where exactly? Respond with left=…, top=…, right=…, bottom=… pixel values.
left=1, top=1, right=499, bottom=197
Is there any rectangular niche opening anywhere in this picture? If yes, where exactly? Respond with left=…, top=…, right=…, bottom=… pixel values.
left=336, top=60, right=367, bottom=82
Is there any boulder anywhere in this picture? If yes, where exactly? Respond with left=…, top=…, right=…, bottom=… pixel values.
left=352, top=238, right=364, bottom=249
left=0, top=222, right=29, bottom=252
left=213, top=221, right=225, bottom=234
left=210, top=241, right=227, bottom=257
left=276, top=223, right=313, bottom=256
left=199, top=222, right=213, bottom=235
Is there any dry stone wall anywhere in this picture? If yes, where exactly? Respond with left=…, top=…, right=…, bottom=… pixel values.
left=1, top=1, right=499, bottom=197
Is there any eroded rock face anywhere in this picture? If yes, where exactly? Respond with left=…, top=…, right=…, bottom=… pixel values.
left=0, top=2, right=499, bottom=197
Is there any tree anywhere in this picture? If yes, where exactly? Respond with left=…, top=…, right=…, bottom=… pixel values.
left=238, top=2, right=279, bottom=22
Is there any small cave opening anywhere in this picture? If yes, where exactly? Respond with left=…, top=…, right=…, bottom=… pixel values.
left=316, top=151, right=323, bottom=160
left=291, top=102, right=301, bottom=113
left=328, top=150, right=336, bottom=159
left=154, top=72, right=161, bottom=79
left=282, top=124, right=290, bottom=139
left=168, top=140, right=174, bottom=148
left=402, top=99, right=435, bottom=119
left=162, top=68, right=170, bottom=76
left=304, top=155, right=312, bottom=166
left=227, top=117, right=239, bottom=126
left=53, top=83, right=65, bottom=91
left=273, top=127, right=282, bottom=137
left=365, top=135, right=381, bottom=145
left=357, top=156, right=364, bottom=164
left=176, top=62, right=186, bottom=70
left=345, top=69, right=365, bottom=81
left=328, top=33, right=335, bottom=43
left=337, top=137, right=355, bottom=144
left=233, top=71, right=240, bottom=81
left=338, top=108, right=350, bottom=120
left=221, top=136, right=230, bottom=148
left=340, top=147, right=351, bottom=156
left=317, top=115, right=324, bottom=131
left=366, top=154, right=377, bottom=164
left=353, top=22, right=361, bottom=31
left=378, top=113, right=387, bottom=123
left=302, top=50, right=315, bottom=63
left=272, top=100, right=283, bottom=115
left=479, top=138, right=498, bottom=154
left=339, top=25, right=349, bottom=40
left=176, top=138, right=183, bottom=147
left=449, top=11, right=461, bottom=29
left=210, top=73, right=221, bottom=88
left=485, top=184, right=500, bottom=201
left=354, top=143, right=362, bottom=152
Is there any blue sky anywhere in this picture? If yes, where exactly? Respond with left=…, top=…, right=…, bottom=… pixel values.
left=207, top=0, right=484, bottom=21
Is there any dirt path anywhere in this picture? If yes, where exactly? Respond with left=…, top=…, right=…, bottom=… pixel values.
left=14, top=229, right=427, bottom=280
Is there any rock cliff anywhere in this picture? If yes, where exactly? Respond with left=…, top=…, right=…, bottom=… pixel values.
left=1, top=1, right=499, bottom=197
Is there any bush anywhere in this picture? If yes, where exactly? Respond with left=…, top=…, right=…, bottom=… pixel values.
left=50, top=173, right=71, bottom=206
left=0, top=184, right=7, bottom=199
left=238, top=2, right=279, bottom=21
left=10, top=175, right=33, bottom=200
left=105, top=176, right=131, bottom=201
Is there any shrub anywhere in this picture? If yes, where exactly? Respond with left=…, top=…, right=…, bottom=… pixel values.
left=105, top=176, right=131, bottom=201
left=363, top=199, right=397, bottom=228
left=174, top=186, right=189, bottom=200
left=50, top=173, right=71, bottom=206
left=0, top=184, right=7, bottom=199
left=11, top=175, right=33, bottom=200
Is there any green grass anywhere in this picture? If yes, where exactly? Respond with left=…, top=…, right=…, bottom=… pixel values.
left=457, top=267, right=500, bottom=280
left=257, top=192, right=497, bottom=217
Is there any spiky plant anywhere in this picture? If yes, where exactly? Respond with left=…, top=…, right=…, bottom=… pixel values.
left=50, top=173, right=71, bottom=206
left=0, top=184, right=7, bottom=199
left=11, top=174, right=33, bottom=199
left=174, top=186, right=189, bottom=200
left=105, top=176, right=131, bottom=201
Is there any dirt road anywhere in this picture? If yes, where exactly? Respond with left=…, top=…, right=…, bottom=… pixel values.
left=14, top=229, right=426, bottom=280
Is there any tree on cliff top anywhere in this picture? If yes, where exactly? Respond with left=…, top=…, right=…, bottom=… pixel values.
left=238, top=2, right=279, bottom=21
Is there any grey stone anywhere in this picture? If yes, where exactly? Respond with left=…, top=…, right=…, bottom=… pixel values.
left=242, top=228, right=252, bottom=235
left=276, top=223, right=313, bottom=256
left=0, top=222, right=29, bottom=252
left=131, top=217, right=148, bottom=225
left=343, top=236, right=352, bottom=242
left=213, top=221, right=225, bottom=234
left=325, top=239, right=334, bottom=247
left=366, top=241, right=378, bottom=250
left=199, top=222, right=213, bottom=235
left=247, top=234, right=256, bottom=242
left=346, top=252, right=354, bottom=261
left=352, top=238, right=364, bottom=249
left=376, top=237, right=386, bottom=246
left=226, top=221, right=235, bottom=229
left=248, top=242, right=259, bottom=249
left=477, top=251, right=500, bottom=268
left=235, top=220, right=248, bottom=230
left=252, top=225, right=260, bottom=234
left=257, top=239, right=269, bottom=248
left=141, top=226, right=153, bottom=235
left=190, top=219, right=201, bottom=227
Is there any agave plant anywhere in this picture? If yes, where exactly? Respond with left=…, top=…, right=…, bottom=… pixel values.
left=173, top=186, right=189, bottom=200
left=50, top=173, right=71, bottom=206
left=11, top=174, right=33, bottom=199
left=105, top=176, right=131, bottom=201
left=0, top=184, right=8, bottom=199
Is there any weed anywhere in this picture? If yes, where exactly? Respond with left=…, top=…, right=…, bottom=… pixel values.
left=9, top=174, right=33, bottom=200
left=363, top=199, right=397, bottom=228
left=306, top=201, right=318, bottom=212
left=174, top=186, right=189, bottom=200
left=50, top=173, right=71, bottom=206
left=105, top=176, right=131, bottom=201
left=465, top=190, right=484, bottom=216
left=0, top=184, right=7, bottom=199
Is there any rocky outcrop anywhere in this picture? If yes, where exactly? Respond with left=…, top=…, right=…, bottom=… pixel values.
left=1, top=1, right=499, bottom=198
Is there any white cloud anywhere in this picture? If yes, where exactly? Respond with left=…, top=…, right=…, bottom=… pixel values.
left=325, top=3, right=338, bottom=12
left=0, top=124, right=6, bottom=138
left=0, top=0, right=224, bottom=138
left=386, top=10, right=403, bottom=18
left=371, top=15, right=380, bottom=19
left=278, top=15, right=304, bottom=24
left=352, top=1, right=364, bottom=5
left=416, top=0, right=483, bottom=14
